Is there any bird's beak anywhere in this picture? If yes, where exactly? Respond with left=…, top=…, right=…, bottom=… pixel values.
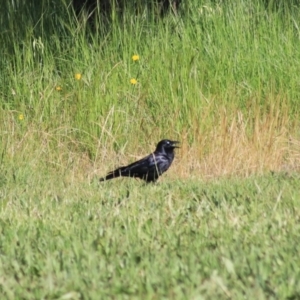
left=172, top=141, right=180, bottom=148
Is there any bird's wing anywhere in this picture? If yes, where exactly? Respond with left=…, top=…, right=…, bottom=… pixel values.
left=125, top=153, right=172, bottom=176
left=118, top=153, right=158, bottom=176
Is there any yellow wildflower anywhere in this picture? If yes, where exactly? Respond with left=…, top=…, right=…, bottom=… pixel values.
left=18, top=114, right=24, bottom=121
left=132, top=55, right=139, bottom=61
left=130, top=78, right=138, bottom=85
left=74, top=73, right=82, bottom=80
left=55, top=86, right=62, bottom=91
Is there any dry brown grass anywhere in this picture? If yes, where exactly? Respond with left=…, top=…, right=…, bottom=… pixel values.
left=176, top=98, right=299, bottom=180
left=2, top=100, right=299, bottom=183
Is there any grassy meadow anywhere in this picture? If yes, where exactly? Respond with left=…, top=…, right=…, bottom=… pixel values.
left=0, top=0, right=300, bottom=298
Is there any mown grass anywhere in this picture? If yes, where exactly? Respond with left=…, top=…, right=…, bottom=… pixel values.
left=0, top=0, right=300, bottom=298
left=1, top=170, right=300, bottom=299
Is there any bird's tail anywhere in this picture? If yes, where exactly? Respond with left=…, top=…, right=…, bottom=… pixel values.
left=99, top=168, right=124, bottom=182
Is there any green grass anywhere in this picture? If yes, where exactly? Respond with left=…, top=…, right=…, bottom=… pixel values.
left=1, top=0, right=300, bottom=298
left=1, top=171, right=300, bottom=299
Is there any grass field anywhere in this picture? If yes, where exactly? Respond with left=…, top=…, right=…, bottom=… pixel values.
left=1, top=0, right=300, bottom=298
left=1, top=172, right=300, bottom=299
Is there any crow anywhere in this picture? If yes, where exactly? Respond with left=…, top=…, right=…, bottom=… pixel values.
left=99, top=139, right=179, bottom=183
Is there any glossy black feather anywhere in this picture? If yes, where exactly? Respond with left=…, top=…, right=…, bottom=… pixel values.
left=99, top=139, right=179, bottom=182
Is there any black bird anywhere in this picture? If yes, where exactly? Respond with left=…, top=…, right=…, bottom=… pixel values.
left=99, top=139, right=179, bottom=183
